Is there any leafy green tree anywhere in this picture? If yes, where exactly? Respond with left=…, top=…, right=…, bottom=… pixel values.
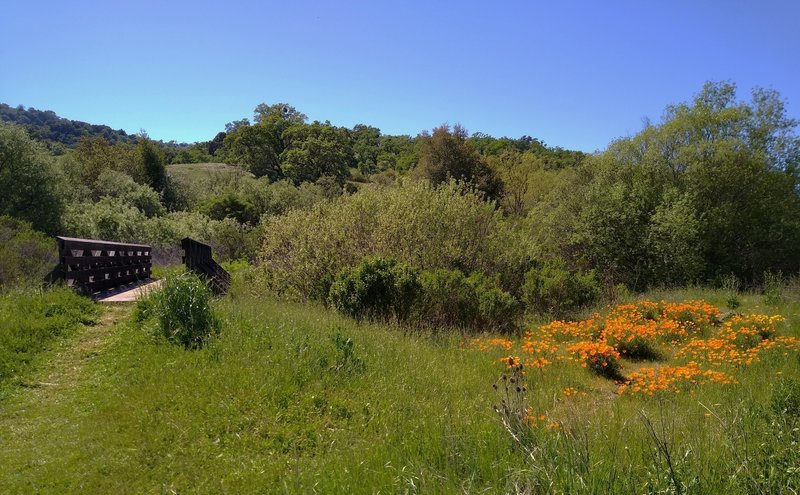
left=535, top=81, right=800, bottom=287
left=0, top=123, right=64, bottom=233
left=414, top=124, right=504, bottom=201
left=94, top=169, right=165, bottom=217
left=351, top=124, right=381, bottom=175
left=280, top=121, right=352, bottom=184
left=137, top=137, right=168, bottom=193
left=224, top=103, right=308, bottom=180
left=73, top=135, right=138, bottom=185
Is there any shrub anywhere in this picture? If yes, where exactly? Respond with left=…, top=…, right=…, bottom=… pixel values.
left=0, top=123, right=64, bottom=234
left=328, top=257, right=420, bottom=321
left=0, top=216, right=58, bottom=289
left=199, top=191, right=257, bottom=224
left=142, top=273, right=219, bottom=349
left=415, top=269, right=519, bottom=331
left=260, top=181, right=525, bottom=299
left=522, top=260, right=600, bottom=316
left=567, top=341, right=623, bottom=379
left=93, top=169, right=165, bottom=217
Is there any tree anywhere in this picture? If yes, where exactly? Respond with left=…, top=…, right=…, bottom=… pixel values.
left=537, top=81, right=800, bottom=287
left=223, top=103, right=308, bottom=180
left=0, top=123, right=64, bottom=234
left=137, top=137, right=168, bottom=192
left=280, top=121, right=352, bottom=184
left=414, top=124, right=504, bottom=201
left=351, top=124, right=381, bottom=175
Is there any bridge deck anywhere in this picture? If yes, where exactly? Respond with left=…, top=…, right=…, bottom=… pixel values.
left=95, top=279, right=162, bottom=303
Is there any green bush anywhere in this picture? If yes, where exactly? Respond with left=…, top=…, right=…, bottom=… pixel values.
left=522, top=260, right=600, bottom=316
left=0, top=216, right=57, bottom=289
left=415, top=269, right=519, bottom=331
left=260, top=181, right=526, bottom=300
left=140, top=273, right=219, bottom=349
left=93, top=169, right=165, bottom=218
left=328, top=257, right=420, bottom=321
left=0, top=289, right=98, bottom=390
left=199, top=191, right=257, bottom=224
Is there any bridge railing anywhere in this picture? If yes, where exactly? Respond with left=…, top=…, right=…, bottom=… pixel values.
left=181, top=237, right=230, bottom=294
left=53, top=237, right=152, bottom=294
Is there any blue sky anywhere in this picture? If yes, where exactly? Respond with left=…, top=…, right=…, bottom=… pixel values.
left=1, top=0, right=798, bottom=152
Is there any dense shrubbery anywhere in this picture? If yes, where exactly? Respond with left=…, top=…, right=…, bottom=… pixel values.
left=0, top=216, right=57, bottom=289
left=327, top=256, right=520, bottom=331
left=137, top=273, right=219, bottom=349
left=0, top=123, right=64, bottom=234
left=328, top=257, right=420, bottom=321
left=416, top=269, right=519, bottom=331
left=93, top=169, right=165, bottom=217
left=0, top=288, right=98, bottom=390
left=522, top=260, right=600, bottom=316
left=260, top=180, right=527, bottom=300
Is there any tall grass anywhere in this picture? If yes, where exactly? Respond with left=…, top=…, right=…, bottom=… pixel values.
left=0, top=286, right=797, bottom=493
left=0, top=288, right=98, bottom=395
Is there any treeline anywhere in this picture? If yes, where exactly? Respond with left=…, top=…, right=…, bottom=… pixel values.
left=1, top=82, right=798, bottom=325
left=0, top=103, right=134, bottom=150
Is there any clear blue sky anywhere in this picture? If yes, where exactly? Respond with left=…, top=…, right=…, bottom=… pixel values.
left=1, top=0, right=798, bottom=152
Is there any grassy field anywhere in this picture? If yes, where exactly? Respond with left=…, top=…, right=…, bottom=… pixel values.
left=168, top=162, right=254, bottom=181
left=0, top=282, right=798, bottom=493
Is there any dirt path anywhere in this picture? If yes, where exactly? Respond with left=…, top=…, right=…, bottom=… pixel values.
left=0, top=303, right=132, bottom=439
left=0, top=303, right=135, bottom=489
left=19, top=304, right=131, bottom=396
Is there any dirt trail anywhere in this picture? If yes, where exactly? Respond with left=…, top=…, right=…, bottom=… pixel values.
left=5, top=303, right=131, bottom=408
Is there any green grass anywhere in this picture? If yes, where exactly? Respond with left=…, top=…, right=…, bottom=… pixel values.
left=0, top=288, right=98, bottom=397
left=168, top=162, right=254, bottom=184
left=0, top=285, right=798, bottom=493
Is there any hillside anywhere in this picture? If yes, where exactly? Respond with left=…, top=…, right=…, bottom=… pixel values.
left=0, top=103, right=135, bottom=148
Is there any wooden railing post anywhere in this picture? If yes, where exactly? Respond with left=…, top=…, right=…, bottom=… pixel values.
left=181, top=237, right=230, bottom=294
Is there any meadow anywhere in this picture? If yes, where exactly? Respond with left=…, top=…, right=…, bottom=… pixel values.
left=0, top=278, right=798, bottom=494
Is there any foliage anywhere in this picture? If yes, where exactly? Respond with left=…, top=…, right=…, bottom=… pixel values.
left=223, top=103, right=307, bottom=180
left=260, top=181, right=525, bottom=300
left=63, top=197, right=149, bottom=242
left=0, top=103, right=133, bottom=148
left=94, top=169, right=165, bottom=217
left=532, top=82, right=800, bottom=289
left=763, top=270, right=785, bottom=306
left=0, top=123, right=65, bottom=234
left=416, top=269, right=519, bottom=331
left=72, top=135, right=140, bottom=185
left=137, top=137, right=168, bottom=193
left=522, top=260, right=600, bottom=316
left=328, top=257, right=420, bottom=321
left=140, top=273, right=219, bottom=349
left=198, top=191, right=257, bottom=224
left=0, top=216, right=57, bottom=289
left=0, top=288, right=97, bottom=393
left=413, top=124, right=504, bottom=201
left=280, top=121, right=353, bottom=185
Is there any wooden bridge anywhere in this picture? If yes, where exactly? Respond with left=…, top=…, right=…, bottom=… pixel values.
left=48, top=236, right=229, bottom=301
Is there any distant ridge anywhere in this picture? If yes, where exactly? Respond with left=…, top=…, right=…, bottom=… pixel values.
left=0, top=103, right=135, bottom=148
